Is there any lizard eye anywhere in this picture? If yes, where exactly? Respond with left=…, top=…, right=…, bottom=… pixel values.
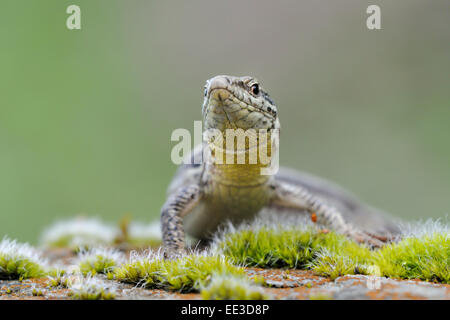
left=250, top=83, right=260, bottom=95
left=204, top=86, right=207, bottom=97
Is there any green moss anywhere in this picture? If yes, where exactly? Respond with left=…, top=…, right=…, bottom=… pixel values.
left=215, top=226, right=369, bottom=269
left=48, top=268, right=66, bottom=278
left=114, top=255, right=165, bottom=286
left=114, top=253, right=246, bottom=293
left=78, top=249, right=123, bottom=276
left=69, top=277, right=116, bottom=300
left=310, top=250, right=362, bottom=280
left=48, top=270, right=72, bottom=288
left=214, top=225, right=449, bottom=284
left=201, top=274, right=270, bottom=300
left=32, top=288, right=44, bottom=296
left=0, top=256, right=46, bottom=280
left=374, top=233, right=449, bottom=283
left=79, top=257, right=114, bottom=275
left=0, top=238, right=47, bottom=280
left=69, top=288, right=116, bottom=300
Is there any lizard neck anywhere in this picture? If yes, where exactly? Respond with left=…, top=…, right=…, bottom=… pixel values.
left=203, top=129, right=275, bottom=188
left=208, top=162, right=270, bottom=187
left=202, top=150, right=274, bottom=217
left=200, top=129, right=276, bottom=217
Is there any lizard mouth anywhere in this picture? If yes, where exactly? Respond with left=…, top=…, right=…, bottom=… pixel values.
left=203, top=87, right=276, bottom=131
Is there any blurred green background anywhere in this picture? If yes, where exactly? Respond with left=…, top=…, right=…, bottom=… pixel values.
left=1, top=0, right=449, bottom=243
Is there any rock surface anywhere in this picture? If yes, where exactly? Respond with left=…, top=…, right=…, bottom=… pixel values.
left=1, top=269, right=448, bottom=300
left=1, top=249, right=448, bottom=300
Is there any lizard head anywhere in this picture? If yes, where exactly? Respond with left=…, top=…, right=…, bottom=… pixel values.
left=202, top=75, right=279, bottom=132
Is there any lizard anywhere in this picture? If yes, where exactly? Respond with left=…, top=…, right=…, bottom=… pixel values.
left=161, top=75, right=400, bottom=256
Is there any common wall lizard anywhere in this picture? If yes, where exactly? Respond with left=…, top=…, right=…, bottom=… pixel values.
left=161, top=75, right=399, bottom=255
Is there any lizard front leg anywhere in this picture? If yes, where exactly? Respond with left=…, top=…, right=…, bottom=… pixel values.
left=161, top=184, right=202, bottom=257
left=271, top=182, right=389, bottom=248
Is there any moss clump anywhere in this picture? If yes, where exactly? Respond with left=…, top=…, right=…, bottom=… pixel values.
left=309, top=250, right=367, bottom=280
left=310, top=234, right=450, bottom=282
left=214, top=224, right=449, bottom=284
left=215, top=225, right=370, bottom=270
left=201, top=274, right=270, bottom=300
left=374, top=233, right=449, bottom=283
left=32, top=288, right=44, bottom=296
left=48, top=270, right=73, bottom=288
left=114, top=252, right=246, bottom=292
left=79, top=256, right=116, bottom=276
left=40, top=218, right=119, bottom=250
left=49, top=275, right=72, bottom=288
left=0, top=237, right=47, bottom=280
left=77, top=248, right=124, bottom=276
left=113, top=254, right=165, bottom=286
left=69, top=276, right=116, bottom=300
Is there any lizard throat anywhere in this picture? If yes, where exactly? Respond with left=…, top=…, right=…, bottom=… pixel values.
left=204, top=133, right=274, bottom=187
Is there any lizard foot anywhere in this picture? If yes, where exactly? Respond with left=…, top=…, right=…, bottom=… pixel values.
left=162, top=248, right=187, bottom=260
left=346, top=229, right=393, bottom=249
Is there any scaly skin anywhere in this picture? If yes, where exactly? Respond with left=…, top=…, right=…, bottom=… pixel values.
left=161, top=75, right=397, bottom=256
left=200, top=76, right=278, bottom=226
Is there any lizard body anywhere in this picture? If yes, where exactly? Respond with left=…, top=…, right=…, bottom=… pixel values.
left=161, top=75, right=399, bottom=255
